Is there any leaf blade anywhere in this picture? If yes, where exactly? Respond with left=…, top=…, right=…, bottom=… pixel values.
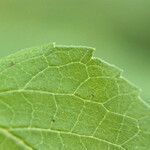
left=0, top=44, right=149, bottom=150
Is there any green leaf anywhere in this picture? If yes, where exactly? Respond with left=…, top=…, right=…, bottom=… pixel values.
left=0, top=43, right=149, bottom=150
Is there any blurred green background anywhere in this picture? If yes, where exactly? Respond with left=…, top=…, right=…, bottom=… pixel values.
left=0, top=0, right=150, bottom=103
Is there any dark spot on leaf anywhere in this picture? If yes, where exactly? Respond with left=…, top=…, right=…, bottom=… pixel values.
left=52, top=119, right=55, bottom=123
left=90, top=93, right=95, bottom=99
left=8, top=61, right=15, bottom=67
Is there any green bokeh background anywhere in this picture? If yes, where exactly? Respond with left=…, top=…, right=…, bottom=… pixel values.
left=0, top=0, right=149, bottom=103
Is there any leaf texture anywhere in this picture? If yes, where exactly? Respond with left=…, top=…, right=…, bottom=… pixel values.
left=0, top=44, right=149, bottom=150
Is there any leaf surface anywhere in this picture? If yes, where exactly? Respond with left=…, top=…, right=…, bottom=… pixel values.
left=0, top=44, right=149, bottom=150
